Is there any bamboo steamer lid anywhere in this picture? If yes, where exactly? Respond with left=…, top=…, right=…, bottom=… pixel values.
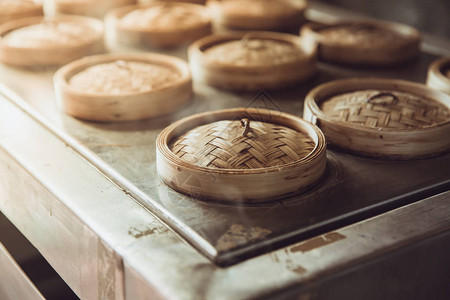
left=0, top=15, right=104, bottom=67
left=54, top=53, right=192, bottom=122
left=105, top=2, right=211, bottom=49
left=208, top=0, right=307, bottom=31
left=304, top=78, right=450, bottom=160
left=156, top=108, right=327, bottom=203
left=50, top=0, right=137, bottom=18
left=188, top=31, right=316, bottom=91
left=0, top=0, right=43, bottom=25
left=300, top=20, right=420, bottom=66
left=427, top=57, right=450, bottom=95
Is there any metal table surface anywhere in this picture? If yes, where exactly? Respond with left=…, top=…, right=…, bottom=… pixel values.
left=0, top=2, right=449, bottom=299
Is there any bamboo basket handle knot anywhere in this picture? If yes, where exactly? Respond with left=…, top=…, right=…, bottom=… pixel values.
left=240, top=118, right=251, bottom=137
left=241, top=33, right=265, bottom=50
left=365, top=91, right=399, bottom=105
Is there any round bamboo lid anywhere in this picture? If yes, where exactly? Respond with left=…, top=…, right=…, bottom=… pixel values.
left=0, top=0, right=43, bottom=25
left=106, top=2, right=211, bottom=48
left=50, top=0, right=136, bottom=18
left=0, top=15, right=104, bottom=67
left=304, top=78, right=450, bottom=159
left=208, top=0, right=307, bottom=31
left=188, top=31, right=316, bottom=91
left=300, top=20, right=420, bottom=66
left=157, top=108, right=327, bottom=203
left=427, top=57, right=450, bottom=94
left=54, top=53, right=192, bottom=122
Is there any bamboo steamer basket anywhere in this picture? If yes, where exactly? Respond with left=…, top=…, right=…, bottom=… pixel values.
left=427, top=57, right=450, bottom=94
left=188, top=31, right=317, bottom=91
left=207, top=0, right=307, bottom=31
left=303, top=78, right=450, bottom=160
left=50, top=0, right=137, bottom=18
left=54, top=53, right=192, bottom=122
left=156, top=108, right=327, bottom=203
left=105, top=3, right=211, bottom=49
left=0, top=0, right=43, bottom=26
left=139, top=0, right=206, bottom=4
left=0, top=15, right=104, bottom=67
left=300, top=20, right=420, bottom=66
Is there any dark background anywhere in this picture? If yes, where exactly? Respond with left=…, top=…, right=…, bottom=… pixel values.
left=313, top=0, right=450, bottom=39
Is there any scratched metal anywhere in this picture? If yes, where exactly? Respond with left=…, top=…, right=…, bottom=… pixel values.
left=0, top=7, right=449, bottom=265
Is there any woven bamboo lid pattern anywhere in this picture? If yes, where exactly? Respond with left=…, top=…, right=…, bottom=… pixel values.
left=300, top=20, right=420, bottom=66
left=321, top=90, right=449, bottom=129
left=170, top=119, right=316, bottom=169
left=157, top=108, right=327, bottom=203
left=427, top=57, right=450, bottom=94
left=0, top=0, right=43, bottom=25
left=303, top=78, right=450, bottom=159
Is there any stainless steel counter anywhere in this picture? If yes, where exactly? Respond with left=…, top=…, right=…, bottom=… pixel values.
left=0, top=2, right=449, bottom=299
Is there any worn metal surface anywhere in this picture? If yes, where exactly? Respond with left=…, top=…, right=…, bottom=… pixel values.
left=0, top=3, right=449, bottom=265
left=0, top=3, right=449, bottom=299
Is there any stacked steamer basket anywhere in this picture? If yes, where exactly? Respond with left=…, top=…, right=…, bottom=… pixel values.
left=48, top=0, right=137, bottom=18
left=105, top=2, right=212, bottom=49
left=54, top=53, right=192, bottom=122
left=207, top=0, right=307, bottom=31
left=188, top=31, right=317, bottom=91
left=0, top=15, right=104, bottom=67
left=139, top=0, right=206, bottom=4
left=0, top=0, right=43, bottom=26
left=300, top=19, right=420, bottom=66
left=427, top=57, right=450, bottom=94
left=156, top=108, right=327, bottom=203
left=303, top=78, right=450, bottom=160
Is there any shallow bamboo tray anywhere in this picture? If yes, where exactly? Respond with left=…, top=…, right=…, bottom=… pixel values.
left=303, top=78, right=450, bottom=160
left=188, top=31, right=316, bottom=91
left=50, top=0, right=137, bottom=18
left=54, top=53, right=192, bottom=122
left=207, top=0, right=307, bottom=31
left=300, top=20, right=420, bottom=66
left=156, top=107, right=327, bottom=203
left=105, top=3, right=211, bottom=49
left=0, top=0, right=43, bottom=25
left=427, top=57, right=450, bottom=95
left=0, top=15, right=104, bottom=67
